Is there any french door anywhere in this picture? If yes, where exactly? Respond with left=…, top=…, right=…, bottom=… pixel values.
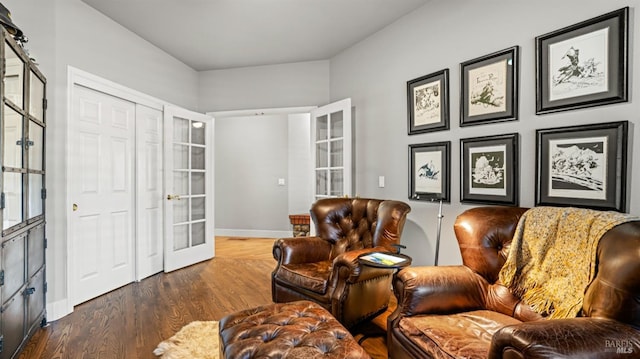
left=311, top=98, right=353, bottom=201
left=163, top=106, right=214, bottom=272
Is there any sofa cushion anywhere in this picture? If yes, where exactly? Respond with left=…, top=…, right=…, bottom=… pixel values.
left=398, top=310, right=522, bottom=359
left=275, top=260, right=332, bottom=294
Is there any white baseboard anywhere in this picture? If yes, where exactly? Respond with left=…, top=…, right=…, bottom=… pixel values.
left=45, top=229, right=291, bottom=324
left=46, top=298, right=73, bottom=322
left=215, top=228, right=292, bottom=238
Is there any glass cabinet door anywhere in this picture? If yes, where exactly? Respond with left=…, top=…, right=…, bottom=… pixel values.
left=1, top=28, right=48, bottom=359
left=2, top=39, right=27, bottom=231
left=2, top=37, right=46, bottom=230
left=25, top=71, right=47, bottom=222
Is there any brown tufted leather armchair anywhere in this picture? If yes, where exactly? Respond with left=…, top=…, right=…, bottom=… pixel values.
left=388, top=206, right=640, bottom=359
left=272, top=197, right=411, bottom=329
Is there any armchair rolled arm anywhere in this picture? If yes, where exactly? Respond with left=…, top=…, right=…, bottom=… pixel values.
left=489, top=318, right=640, bottom=359
left=391, top=265, right=488, bottom=318
left=332, top=247, right=397, bottom=283
left=272, top=236, right=332, bottom=265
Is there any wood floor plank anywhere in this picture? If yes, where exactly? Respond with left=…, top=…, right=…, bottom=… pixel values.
left=18, top=237, right=389, bottom=358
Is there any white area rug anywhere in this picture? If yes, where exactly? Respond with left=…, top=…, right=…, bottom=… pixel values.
left=153, top=321, right=220, bottom=359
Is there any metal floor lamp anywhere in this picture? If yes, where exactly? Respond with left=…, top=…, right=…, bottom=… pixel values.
left=433, top=199, right=443, bottom=266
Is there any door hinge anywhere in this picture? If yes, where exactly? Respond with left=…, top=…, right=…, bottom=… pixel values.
left=44, top=238, right=48, bottom=249
left=0, top=270, right=4, bottom=286
left=0, top=334, right=3, bottom=353
left=0, top=192, right=4, bottom=209
left=43, top=98, right=48, bottom=111
left=44, top=282, right=48, bottom=293
left=41, top=188, right=47, bottom=200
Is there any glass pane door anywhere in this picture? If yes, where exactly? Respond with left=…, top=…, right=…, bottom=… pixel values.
left=311, top=98, right=352, bottom=201
left=163, top=106, right=214, bottom=272
left=170, top=117, right=207, bottom=250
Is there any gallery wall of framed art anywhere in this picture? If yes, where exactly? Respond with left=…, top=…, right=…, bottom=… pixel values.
left=405, top=6, right=632, bottom=213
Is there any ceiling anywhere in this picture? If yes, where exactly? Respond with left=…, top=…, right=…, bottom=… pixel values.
left=81, top=0, right=430, bottom=71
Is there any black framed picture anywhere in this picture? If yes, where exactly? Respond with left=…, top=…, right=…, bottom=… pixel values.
left=536, top=7, right=628, bottom=114
left=536, top=121, right=628, bottom=212
left=409, top=142, right=450, bottom=202
left=461, top=133, right=519, bottom=206
left=407, top=69, right=449, bottom=134
left=460, top=46, right=519, bottom=126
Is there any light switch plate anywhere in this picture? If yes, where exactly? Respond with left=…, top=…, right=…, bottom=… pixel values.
left=378, top=176, right=385, bottom=188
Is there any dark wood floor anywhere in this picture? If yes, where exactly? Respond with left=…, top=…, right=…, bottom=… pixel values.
left=18, top=237, right=389, bottom=358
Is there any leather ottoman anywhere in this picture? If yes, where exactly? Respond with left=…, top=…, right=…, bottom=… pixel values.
left=219, top=300, right=370, bottom=359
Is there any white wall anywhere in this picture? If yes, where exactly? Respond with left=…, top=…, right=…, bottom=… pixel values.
left=198, top=60, right=330, bottom=111
left=5, top=0, right=199, bottom=317
left=288, top=113, right=312, bottom=215
left=330, top=0, right=640, bottom=266
left=214, top=114, right=290, bottom=236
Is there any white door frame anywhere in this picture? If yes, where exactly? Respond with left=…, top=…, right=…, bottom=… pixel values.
left=207, top=106, right=316, bottom=238
left=62, top=67, right=168, bottom=318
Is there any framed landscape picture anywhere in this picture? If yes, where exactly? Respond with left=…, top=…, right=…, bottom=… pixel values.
left=536, top=121, right=628, bottom=212
left=460, top=46, right=519, bottom=126
left=536, top=7, right=628, bottom=114
left=409, top=142, right=450, bottom=202
left=407, top=69, right=450, bottom=134
left=461, top=133, right=519, bottom=205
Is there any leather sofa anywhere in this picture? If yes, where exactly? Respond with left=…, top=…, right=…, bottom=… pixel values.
left=272, top=197, right=411, bottom=328
left=388, top=206, right=640, bottom=358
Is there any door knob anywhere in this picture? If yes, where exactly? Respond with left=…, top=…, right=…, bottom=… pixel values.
left=167, top=194, right=181, bottom=200
left=72, top=203, right=78, bottom=211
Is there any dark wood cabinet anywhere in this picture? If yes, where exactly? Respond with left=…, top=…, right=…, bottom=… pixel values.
left=0, top=28, right=47, bottom=359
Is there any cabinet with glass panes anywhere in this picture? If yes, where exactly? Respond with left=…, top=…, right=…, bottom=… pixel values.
left=0, top=28, right=47, bottom=358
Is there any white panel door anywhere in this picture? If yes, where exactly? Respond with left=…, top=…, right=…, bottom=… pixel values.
left=70, top=85, right=136, bottom=305
left=135, top=104, right=164, bottom=280
left=163, top=106, right=214, bottom=272
left=310, top=98, right=353, bottom=201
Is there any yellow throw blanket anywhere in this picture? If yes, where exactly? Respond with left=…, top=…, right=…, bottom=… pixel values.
left=498, top=206, right=638, bottom=319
